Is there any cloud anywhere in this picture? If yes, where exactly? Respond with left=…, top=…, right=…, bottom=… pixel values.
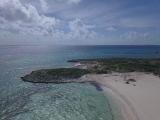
left=0, top=0, right=95, bottom=43
left=106, top=26, right=117, bottom=31
left=54, top=0, right=81, bottom=5
left=0, top=0, right=58, bottom=35
left=39, top=0, right=48, bottom=12
left=52, top=19, right=99, bottom=44
left=0, top=0, right=160, bottom=45
left=120, top=31, right=153, bottom=43
left=67, top=0, right=81, bottom=4
left=0, top=0, right=98, bottom=44
left=68, top=19, right=96, bottom=40
left=0, top=0, right=33, bottom=22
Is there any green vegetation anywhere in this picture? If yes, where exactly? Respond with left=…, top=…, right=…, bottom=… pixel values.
left=69, top=58, right=160, bottom=75
left=22, top=58, right=160, bottom=83
left=21, top=68, right=90, bottom=83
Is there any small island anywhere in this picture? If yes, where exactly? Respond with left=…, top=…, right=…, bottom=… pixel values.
left=21, top=58, right=160, bottom=83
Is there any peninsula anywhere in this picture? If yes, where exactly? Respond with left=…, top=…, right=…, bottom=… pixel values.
left=21, top=58, right=160, bottom=120
left=22, top=58, right=160, bottom=83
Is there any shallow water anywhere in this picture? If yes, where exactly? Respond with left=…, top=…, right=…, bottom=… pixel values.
left=0, top=45, right=160, bottom=120
left=11, top=83, right=114, bottom=120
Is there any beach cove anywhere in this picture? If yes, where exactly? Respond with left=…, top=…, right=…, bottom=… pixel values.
left=86, top=72, right=160, bottom=120
left=22, top=58, right=160, bottom=120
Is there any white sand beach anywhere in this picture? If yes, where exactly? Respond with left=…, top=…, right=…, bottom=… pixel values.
left=84, top=72, right=160, bottom=120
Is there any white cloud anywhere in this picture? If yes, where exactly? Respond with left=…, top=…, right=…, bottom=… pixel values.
left=67, top=0, right=81, bottom=4
left=0, top=0, right=159, bottom=45
left=0, top=0, right=32, bottom=22
left=0, top=0, right=58, bottom=35
left=55, top=0, right=81, bottom=5
left=120, top=31, right=153, bottom=44
left=52, top=19, right=99, bottom=44
left=106, top=26, right=116, bottom=31
left=0, top=1, right=98, bottom=44
left=68, top=19, right=96, bottom=40
left=39, top=0, right=48, bottom=12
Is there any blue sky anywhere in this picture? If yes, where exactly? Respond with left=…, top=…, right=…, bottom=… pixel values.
left=0, top=0, right=160, bottom=45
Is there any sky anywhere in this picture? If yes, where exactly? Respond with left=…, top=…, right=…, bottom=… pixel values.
left=0, top=0, right=160, bottom=45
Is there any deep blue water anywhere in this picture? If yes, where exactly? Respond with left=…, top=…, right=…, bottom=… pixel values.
left=0, top=45, right=160, bottom=120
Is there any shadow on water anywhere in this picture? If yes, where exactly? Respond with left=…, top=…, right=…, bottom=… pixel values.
left=89, top=82, right=103, bottom=91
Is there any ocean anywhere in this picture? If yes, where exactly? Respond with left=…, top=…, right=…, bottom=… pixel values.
left=0, top=45, right=160, bottom=120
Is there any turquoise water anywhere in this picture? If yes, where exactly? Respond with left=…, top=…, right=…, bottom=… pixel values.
left=0, top=45, right=160, bottom=120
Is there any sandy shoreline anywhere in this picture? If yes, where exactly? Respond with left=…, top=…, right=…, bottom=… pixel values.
left=83, top=72, right=160, bottom=120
